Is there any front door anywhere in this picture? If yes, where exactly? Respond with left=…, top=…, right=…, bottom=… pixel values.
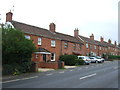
left=43, top=54, right=46, bottom=62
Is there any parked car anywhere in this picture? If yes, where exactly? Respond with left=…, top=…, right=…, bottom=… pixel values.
left=78, top=56, right=91, bottom=65
left=90, top=56, right=105, bottom=63
left=90, top=57, right=98, bottom=63
left=96, top=56, right=105, bottom=62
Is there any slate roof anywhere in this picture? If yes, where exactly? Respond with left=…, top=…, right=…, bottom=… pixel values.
left=12, top=21, right=83, bottom=44
left=38, top=48, right=50, bottom=52
left=79, top=35, right=116, bottom=47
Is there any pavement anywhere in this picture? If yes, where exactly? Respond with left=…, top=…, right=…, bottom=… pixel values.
left=2, top=60, right=119, bottom=88
left=2, top=65, right=76, bottom=82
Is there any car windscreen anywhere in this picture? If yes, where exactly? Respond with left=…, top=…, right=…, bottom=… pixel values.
left=96, top=56, right=101, bottom=59
left=79, top=57, right=84, bottom=59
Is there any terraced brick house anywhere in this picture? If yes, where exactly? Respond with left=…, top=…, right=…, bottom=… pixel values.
left=5, top=12, right=84, bottom=69
left=4, top=12, right=120, bottom=68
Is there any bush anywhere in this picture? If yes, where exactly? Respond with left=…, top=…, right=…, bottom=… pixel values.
left=108, top=55, right=120, bottom=60
left=2, top=27, right=36, bottom=75
left=2, top=64, right=14, bottom=75
left=75, top=59, right=85, bottom=65
left=59, top=55, right=77, bottom=66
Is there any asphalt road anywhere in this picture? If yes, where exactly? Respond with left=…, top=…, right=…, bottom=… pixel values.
left=2, top=60, right=119, bottom=88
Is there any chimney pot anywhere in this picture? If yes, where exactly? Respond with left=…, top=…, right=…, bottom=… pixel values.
left=6, top=11, right=13, bottom=22
left=108, top=39, right=111, bottom=44
left=114, top=41, right=117, bottom=46
left=90, top=33, right=94, bottom=40
left=74, top=28, right=79, bottom=38
left=49, top=23, right=56, bottom=32
left=100, top=36, right=104, bottom=42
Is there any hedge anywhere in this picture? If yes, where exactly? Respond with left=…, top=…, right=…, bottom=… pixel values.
left=59, top=55, right=84, bottom=66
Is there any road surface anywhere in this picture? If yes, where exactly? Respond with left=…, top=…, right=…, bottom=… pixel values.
left=2, top=60, right=119, bottom=88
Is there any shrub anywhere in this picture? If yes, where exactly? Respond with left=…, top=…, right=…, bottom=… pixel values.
left=75, top=59, right=85, bottom=65
left=2, top=64, right=14, bottom=75
left=108, top=55, right=120, bottom=60
left=59, top=55, right=77, bottom=66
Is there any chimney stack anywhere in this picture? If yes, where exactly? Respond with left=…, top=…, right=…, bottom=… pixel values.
left=108, top=39, right=111, bottom=44
left=74, top=28, right=79, bottom=38
left=100, top=36, right=104, bottom=42
left=114, top=41, right=117, bottom=46
left=6, top=11, right=13, bottom=22
left=90, top=33, right=94, bottom=40
left=49, top=23, right=56, bottom=32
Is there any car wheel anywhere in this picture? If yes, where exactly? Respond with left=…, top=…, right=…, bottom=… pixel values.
left=87, top=63, right=89, bottom=65
left=96, top=61, right=98, bottom=63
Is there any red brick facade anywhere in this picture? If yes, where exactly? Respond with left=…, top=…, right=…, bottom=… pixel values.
left=5, top=12, right=120, bottom=69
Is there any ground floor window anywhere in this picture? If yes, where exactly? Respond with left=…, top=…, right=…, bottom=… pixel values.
left=51, top=53, right=55, bottom=61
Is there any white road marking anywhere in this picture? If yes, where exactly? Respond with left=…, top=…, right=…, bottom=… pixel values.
left=91, top=66, right=94, bottom=68
left=20, top=76, right=38, bottom=80
left=70, top=70, right=73, bottom=71
left=46, top=73, right=53, bottom=76
left=2, top=76, right=38, bottom=83
left=59, top=71, right=64, bottom=73
left=80, top=73, right=96, bottom=80
left=85, top=67, right=88, bottom=69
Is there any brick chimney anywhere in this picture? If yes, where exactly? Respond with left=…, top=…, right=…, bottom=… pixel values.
left=108, top=39, right=111, bottom=44
left=6, top=12, right=13, bottom=22
left=49, top=23, right=56, bottom=32
left=90, top=33, right=94, bottom=40
left=100, top=36, right=104, bottom=42
left=74, top=28, right=79, bottom=38
left=114, top=41, right=117, bottom=46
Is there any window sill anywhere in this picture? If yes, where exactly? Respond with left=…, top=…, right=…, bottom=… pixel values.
left=51, top=46, right=56, bottom=48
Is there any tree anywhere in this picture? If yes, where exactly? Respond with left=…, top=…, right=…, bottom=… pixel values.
left=2, top=27, right=36, bottom=75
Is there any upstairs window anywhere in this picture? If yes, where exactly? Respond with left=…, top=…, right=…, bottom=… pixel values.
left=64, top=42, right=68, bottom=48
left=99, top=47, right=101, bottom=50
left=79, top=44, right=82, bottom=50
left=38, top=37, right=42, bottom=45
left=94, top=45, right=96, bottom=49
left=73, top=44, right=76, bottom=50
left=51, top=40, right=56, bottom=47
left=90, top=45, right=92, bottom=49
left=86, top=43, right=88, bottom=48
left=25, top=35, right=30, bottom=40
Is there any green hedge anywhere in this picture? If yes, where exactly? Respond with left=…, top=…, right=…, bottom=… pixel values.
left=108, top=55, right=120, bottom=60
left=59, top=55, right=84, bottom=66
left=2, top=61, right=35, bottom=75
left=75, top=59, right=85, bottom=65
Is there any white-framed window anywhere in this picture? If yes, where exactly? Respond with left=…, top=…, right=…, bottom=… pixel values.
left=25, top=35, right=30, bottom=40
left=94, top=45, right=96, bottom=49
left=35, top=54, right=39, bottom=59
left=38, top=37, right=42, bottom=45
left=73, top=44, right=76, bottom=50
left=86, top=43, right=88, bottom=48
left=79, top=44, right=82, bottom=50
left=64, top=42, right=68, bottom=48
left=90, top=45, right=92, bottom=49
left=99, top=47, right=101, bottom=50
left=51, top=53, right=55, bottom=61
left=51, top=40, right=56, bottom=47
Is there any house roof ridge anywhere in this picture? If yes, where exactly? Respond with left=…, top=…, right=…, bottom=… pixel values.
left=12, top=20, right=49, bottom=31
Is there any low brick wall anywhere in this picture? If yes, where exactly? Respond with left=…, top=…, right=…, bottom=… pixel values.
left=37, top=61, right=64, bottom=69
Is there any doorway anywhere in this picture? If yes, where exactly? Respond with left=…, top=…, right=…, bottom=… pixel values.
left=43, top=54, right=46, bottom=62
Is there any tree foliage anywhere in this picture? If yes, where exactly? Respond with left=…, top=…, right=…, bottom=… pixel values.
left=2, top=27, right=36, bottom=75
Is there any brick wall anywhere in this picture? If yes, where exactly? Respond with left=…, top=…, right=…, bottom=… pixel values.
left=37, top=61, right=64, bottom=69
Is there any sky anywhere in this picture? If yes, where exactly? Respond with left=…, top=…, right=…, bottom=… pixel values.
left=0, top=0, right=119, bottom=44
